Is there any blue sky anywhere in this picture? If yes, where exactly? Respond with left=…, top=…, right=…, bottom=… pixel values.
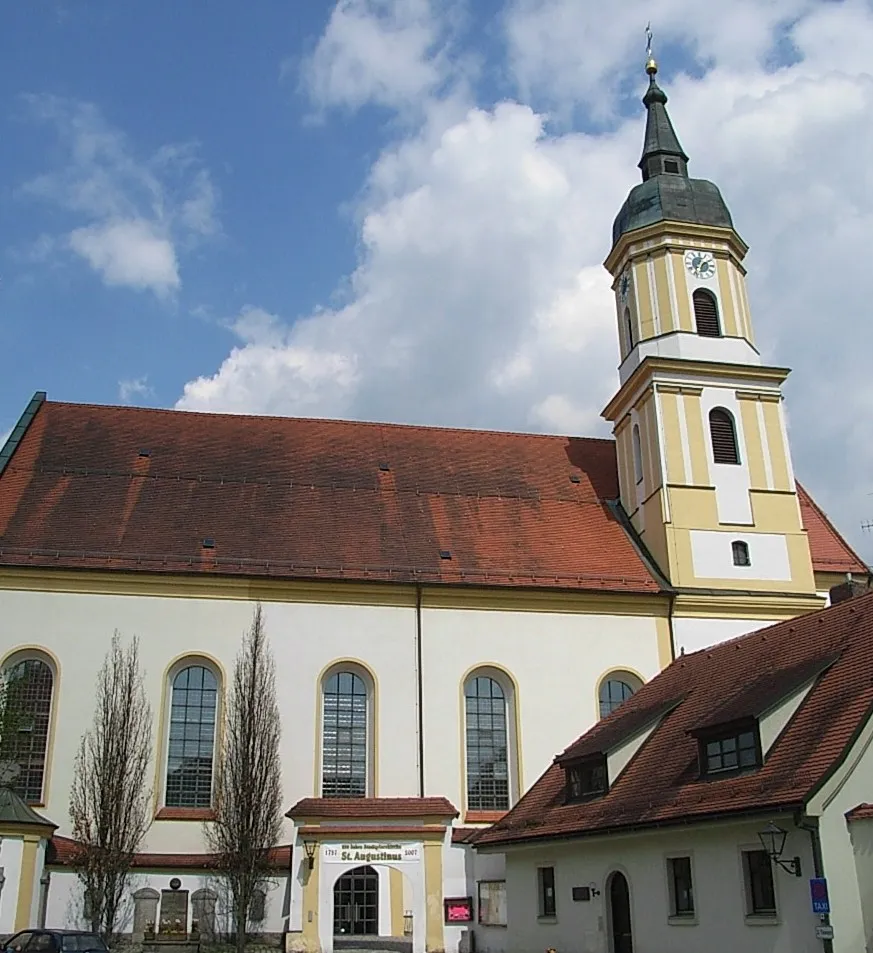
left=3, top=0, right=873, bottom=560
left=2, top=1, right=370, bottom=414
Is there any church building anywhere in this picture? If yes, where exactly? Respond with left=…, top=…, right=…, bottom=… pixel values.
left=0, top=54, right=864, bottom=953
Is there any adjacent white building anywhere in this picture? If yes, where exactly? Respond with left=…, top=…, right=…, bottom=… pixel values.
left=476, top=578, right=873, bottom=953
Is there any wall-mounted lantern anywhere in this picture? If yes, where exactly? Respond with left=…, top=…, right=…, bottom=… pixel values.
left=758, top=822, right=802, bottom=876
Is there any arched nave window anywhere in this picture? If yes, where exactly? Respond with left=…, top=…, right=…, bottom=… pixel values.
left=709, top=408, right=741, bottom=466
left=598, top=671, right=643, bottom=719
left=464, top=671, right=517, bottom=812
left=322, top=667, right=372, bottom=798
left=165, top=662, right=219, bottom=808
left=1, top=653, right=55, bottom=804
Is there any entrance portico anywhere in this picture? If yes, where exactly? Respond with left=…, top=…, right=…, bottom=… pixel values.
left=285, top=798, right=458, bottom=953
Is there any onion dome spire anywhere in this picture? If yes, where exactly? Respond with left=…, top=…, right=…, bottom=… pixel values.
left=638, top=27, right=689, bottom=181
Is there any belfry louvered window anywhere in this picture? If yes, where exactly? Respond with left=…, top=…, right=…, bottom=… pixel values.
left=693, top=289, right=720, bottom=337
left=709, top=408, right=740, bottom=465
left=624, top=308, right=635, bottom=351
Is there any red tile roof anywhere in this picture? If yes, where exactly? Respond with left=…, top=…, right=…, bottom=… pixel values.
left=451, top=827, right=482, bottom=844
left=0, top=397, right=861, bottom=593
left=287, top=797, right=458, bottom=819
left=477, top=590, right=873, bottom=847
left=797, top=484, right=867, bottom=575
left=46, top=835, right=292, bottom=869
left=846, top=804, right=873, bottom=822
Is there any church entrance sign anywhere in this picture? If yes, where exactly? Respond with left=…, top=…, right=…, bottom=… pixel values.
left=322, top=842, right=422, bottom=864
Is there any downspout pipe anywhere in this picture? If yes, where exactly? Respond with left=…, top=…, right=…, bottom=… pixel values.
left=415, top=583, right=425, bottom=797
left=667, top=590, right=677, bottom=662
left=797, top=815, right=833, bottom=953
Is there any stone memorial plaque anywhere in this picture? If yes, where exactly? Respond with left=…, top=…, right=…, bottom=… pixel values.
left=160, top=890, right=189, bottom=933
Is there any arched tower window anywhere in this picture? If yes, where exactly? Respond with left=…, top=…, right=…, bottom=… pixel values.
left=732, top=540, right=751, bottom=567
left=624, top=307, right=636, bottom=351
left=464, top=673, right=514, bottom=812
left=166, top=663, right=219, bottom=808
left=1, top=655, right=55, bottom=804
left=693, top=289, right=721, bottom=337
left=632, top=424, right=643, bottom=484
left=709, top=408, right=740, bottom=465
left=599, top=671, right=642, bottom=719
left=322, top=669, right=370, bottom=798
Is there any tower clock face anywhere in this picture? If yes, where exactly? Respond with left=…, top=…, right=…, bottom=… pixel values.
left=684, top=249, right=715, bottom=279
left=619, top=271, right=631, bottom=300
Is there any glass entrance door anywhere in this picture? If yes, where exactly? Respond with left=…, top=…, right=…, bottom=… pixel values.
left=333, top=865, right=379, bottom=936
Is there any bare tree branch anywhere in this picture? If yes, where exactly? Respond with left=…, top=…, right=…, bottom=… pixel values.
left=205, top=604, right=283, bottom=953
left=69, top=631, right=153, bottom=939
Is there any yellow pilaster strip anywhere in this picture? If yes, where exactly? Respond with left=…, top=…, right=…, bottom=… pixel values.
left=301, top=868, right=319, bottom=953
left=423, top=841, right=444, bottom=953
left=390, top=867, right=405, bottom=937
left=658, top=392, right=685, bottom=485
left=716, top=258, right=739, bottom=336
left=14, top=836, right=39, bottom=930
left=682, top=394, right=710, bottom=486
left=653, top=253, right=674, bottom=333
left=738, top=397, right=767, bottom=490
left=645, top=396, right=662, bottom=491
left=670, top=253, right=692, bottom=331
left=633, top=260, right=655, bottom=339
left=762, top=401, right=791, bottom=490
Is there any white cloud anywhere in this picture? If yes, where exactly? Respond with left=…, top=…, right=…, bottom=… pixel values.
left=118, top=376, right=154, bottom=404
left=181, top=0, right=873, bottom=560
left=299, top=0, right=460, bottom=114
left=19, top=96, right=218, bottom=297
left=70, top=220, right=179, bottom=295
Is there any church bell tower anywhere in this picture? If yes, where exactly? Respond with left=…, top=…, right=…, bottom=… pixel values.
left=602, top=51, right=818, bottom=605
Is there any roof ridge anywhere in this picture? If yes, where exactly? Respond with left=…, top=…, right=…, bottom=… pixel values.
left=43, top=398, right=616, bottom=445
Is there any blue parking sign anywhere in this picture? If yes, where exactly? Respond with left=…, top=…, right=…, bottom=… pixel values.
left=810, top=878, right=830, bottom=915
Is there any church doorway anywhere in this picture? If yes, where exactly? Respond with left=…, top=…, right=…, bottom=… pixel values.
left=334, top=865, right=379, bottom=937
left=607, top=871, right=633, bottom=953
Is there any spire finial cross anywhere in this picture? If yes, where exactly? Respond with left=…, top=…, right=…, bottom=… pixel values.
left=645, top=22, right=658, bottom=75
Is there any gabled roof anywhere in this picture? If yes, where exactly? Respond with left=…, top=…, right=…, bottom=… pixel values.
left=0, top=397, right=659, bottom=594
left=477, top=590, right=873, bottom=847
left=46, top=835, right=291, bottom=869
left=796, top=484, right=867, bottom=575
left=286, top=797, right=458, bottom=819
left=0, top=395, right=862, bottom=592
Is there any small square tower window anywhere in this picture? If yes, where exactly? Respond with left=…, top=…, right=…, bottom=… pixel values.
left=732, top=540, right=751, bottom=567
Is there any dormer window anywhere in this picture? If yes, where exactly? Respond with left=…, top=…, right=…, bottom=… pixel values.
left=565, top=756, right=607, bottom=802
left=699, top=722, right=761, bottom=777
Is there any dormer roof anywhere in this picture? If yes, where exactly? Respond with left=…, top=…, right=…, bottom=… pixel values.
left=477, top=590, right=873, bottom=848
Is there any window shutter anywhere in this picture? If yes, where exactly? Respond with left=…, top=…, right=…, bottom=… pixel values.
left=693, top=290, right=720, bottom=337
left=709, top=409, right=740, bottom=464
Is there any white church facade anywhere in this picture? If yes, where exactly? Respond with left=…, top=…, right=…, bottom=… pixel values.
left=0, top=56, right=865, bottom=953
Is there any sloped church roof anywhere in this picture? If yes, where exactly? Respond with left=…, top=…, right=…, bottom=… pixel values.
left=0, top=394, right=863, bottom=592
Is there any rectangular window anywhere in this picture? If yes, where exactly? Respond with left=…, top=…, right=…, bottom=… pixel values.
left=702, top=728, right=760, bottom=775
left=537, top=867, right=556, bottom=918
left=477, top=881, right=507, bottom=926
left=566, top=758, right=607, bottom=801
left=668, top=856, right=694, bottom=917
left=743, top=850, right=776, bottom=917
